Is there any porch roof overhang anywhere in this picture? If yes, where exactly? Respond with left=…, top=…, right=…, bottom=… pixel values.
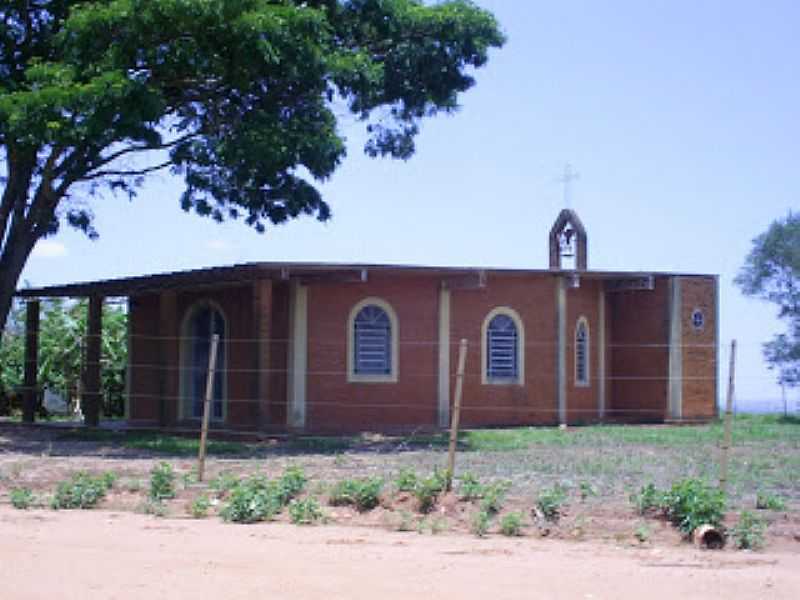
left=15, top=260, right=717, bottom=299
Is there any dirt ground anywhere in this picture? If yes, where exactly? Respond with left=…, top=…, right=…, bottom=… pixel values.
left=1, top=506, right=798, bottom=600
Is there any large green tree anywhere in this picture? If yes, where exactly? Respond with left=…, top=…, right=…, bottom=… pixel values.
left=0, top=0, right=504, bottom=331
left=735, top=212, right=800, bottom=386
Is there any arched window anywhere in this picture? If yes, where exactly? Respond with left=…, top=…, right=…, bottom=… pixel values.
left=180, top=302, right=226, bottom=420
left=347, top=298, right=399, bottom=382
left=482, top=307, right=525, bottom=385
left=575, top=317, right=590, bottom=387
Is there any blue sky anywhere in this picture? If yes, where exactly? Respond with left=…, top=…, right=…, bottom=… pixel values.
left=22, top=0, right=799, bottom=407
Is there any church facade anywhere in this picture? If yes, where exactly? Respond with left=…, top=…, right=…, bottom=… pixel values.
left=17, top=210, right=719, bottom=432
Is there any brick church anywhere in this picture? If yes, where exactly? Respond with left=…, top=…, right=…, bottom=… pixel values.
left=18, top=209, right=718, bottom=432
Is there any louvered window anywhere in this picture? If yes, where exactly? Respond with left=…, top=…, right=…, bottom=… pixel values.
left=575, top=320, right=589, bottom=386
left=487, top=314, right=518, bottom=380
left=353, top=305, right=392, bottom=375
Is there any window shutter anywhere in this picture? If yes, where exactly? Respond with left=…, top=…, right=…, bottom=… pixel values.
left=354, top=306, right=392, bottom=375
left=487, top=314, right=518, bottom=379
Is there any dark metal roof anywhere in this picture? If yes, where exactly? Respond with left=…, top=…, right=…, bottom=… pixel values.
left=15, top=260, right=718, bottom=298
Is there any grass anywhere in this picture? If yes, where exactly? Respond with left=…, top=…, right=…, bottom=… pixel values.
left=57, top=429, right=249, bottom=455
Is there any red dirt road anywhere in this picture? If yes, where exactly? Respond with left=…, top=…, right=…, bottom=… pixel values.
left=1, top=507, right=796, bottom=600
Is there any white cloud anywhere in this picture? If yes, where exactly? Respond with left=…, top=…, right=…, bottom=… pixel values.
left=31, top=240, right=68, bottom=259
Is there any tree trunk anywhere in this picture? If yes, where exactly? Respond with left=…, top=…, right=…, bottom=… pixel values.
left=0, top=200, right=41, bottom=337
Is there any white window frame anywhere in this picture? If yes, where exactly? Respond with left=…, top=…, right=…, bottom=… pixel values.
left=481, top=306, right=525, bottom=386
left=347, top=297, right=399, bottom=383
left=574, top=316, right=590, bottom=387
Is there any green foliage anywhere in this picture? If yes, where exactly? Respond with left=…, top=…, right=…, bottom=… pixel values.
left=732, top=511, right=767, bottom=550
left=755, top=491, right=787, bottom=511
left=471, top=510, right=491, bottom=537
left=414, top=469, right=448, bottom=513
left=660, top=478, right=726, bottom=535
left=51, top=472, right=113, bottom=509
left=328, top=477, right=383, bottom=512
left=209, top=471, right=241, bottom=497
left=189, top=495, right=211, bottom=519
left=630, top=483, right=663, bottom=515
left=221, top=467, right=307, bottom=524
left=10, top=487, right=34, bottom=510
left=394, top=468, right=419, bottom=493
left=499, top=512, right=524, bottom=537
left=735, top=212, right=800, bottom=386
left=536, top=484, right=568, bottom=522
left=634, top=522, right=652, bottom=543
left=149, top=462, right=176, bottom=501
left=457, top=472, right=484, bottom=501
left=479, top=481, right=511, bottom=515
left=289, top=497, right=325, bottom=525
left=579, top=481, right=597, bottom=502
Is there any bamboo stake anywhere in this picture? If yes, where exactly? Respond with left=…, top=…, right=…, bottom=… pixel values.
left=197, top=334, right=220, bottom=483
left=719, top=339, right=736, bottom=494
left=446, top=339, right=468, bottom=491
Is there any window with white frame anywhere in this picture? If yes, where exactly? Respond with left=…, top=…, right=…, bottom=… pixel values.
left=482, top=308, right=525, bottom=385
left=348, top=298, right=398, bottom=382
left=575, top=317, right=590, bottom=386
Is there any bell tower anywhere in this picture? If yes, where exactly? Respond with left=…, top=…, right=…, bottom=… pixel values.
left=549, top=209, right=588, bottom=270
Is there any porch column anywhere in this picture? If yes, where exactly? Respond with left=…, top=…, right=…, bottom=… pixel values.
left=437, top=284, right=451, bottom=428
left=158, top=291, right=178, bottom=426
left=253, top=279, right=273, bottom=428
left=22, top=300, right=40, bottom=423
left=556, top=277, right=567, bottom=425
left=83, top=295, right=103, bottom=427
left=286, top=282, right=307, bottom=430
left=667, top=277, right=683, bottom=420
left=597, top=287, right=607, bottom=420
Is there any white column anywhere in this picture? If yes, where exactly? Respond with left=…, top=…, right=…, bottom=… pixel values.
left=287, top=282, right=308, bottom=429
left=667, top=277, right=683, bottom=420
left=437, top=285, right=451, bottom=428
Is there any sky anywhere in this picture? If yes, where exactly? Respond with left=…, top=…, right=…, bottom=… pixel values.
left=21, top=0, right=800, bottom=409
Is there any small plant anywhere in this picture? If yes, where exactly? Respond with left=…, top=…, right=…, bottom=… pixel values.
left=634, top=522, right=652, bottom=544
left=479, top=481, right=511, bottom=515
left=329, top=477, right=383, bottom=512
left=755, top=491, right=786, bottom=511
left=190, top=495, right=211, bottom=519
left=414, top=469, right=448, bottom=513
left=209, top=471, right=239, bottom=497
left=732, top=511, right=766, bottom=550
left=630, top=483, right=662, bottom=515
left=536, top=484, right=568, bottom=522
left=140, top=500, right=169, bottom=517
left=221, top=475, right=281, bottom=524
left=51, top=472, right=114, bottom=509
left=457, top=472, right=484, bottom=501
left=124, top=478, right=142, bottom=493
left=471, top=510, right=491, bottom=537
left=394, top=468, right=418, bottom=493
left=274, top=466, right=307, bottom=505
left=660, top=478, right=725, bottom=536
left=182, top=467, right=199, bottom=487
left=10, top=487, right=34, bottom=510
left=101, top=471, right=118, bottom=489
left=289, top=497, right=325, bottom=525
left=579, top=481, right=597, bottom=502
left=429, top=516, right=447, bottom=535
left=500, top=512, right=524, bottom=537
left=149, top=462, right=176, bottom=501
left=394, top=510, right=415, bottom=532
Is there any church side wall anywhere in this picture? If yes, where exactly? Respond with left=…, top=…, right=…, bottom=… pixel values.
left=565, top=279, right=602, bottom=423
left=128, top=293, right=161, bottom=423
left=680, top=276, right=718, bottom=419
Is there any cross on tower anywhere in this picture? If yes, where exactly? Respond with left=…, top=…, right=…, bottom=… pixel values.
left=558, top=163, right=580, bottom=208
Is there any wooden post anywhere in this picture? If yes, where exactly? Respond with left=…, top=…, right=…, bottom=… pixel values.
left=197, top=334, right=220, bottom=483
left=22, top=300, right=40, bottom=423
left=83, top=296, right=103, bottom=427
left=446, top=339, right=468, bottom=491
left=719, top=339, right=736, bottom=494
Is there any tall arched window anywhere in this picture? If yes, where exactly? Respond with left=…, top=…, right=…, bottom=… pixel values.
left=575, top=317, right=590, bottom=387
left=347, top=298, right=399, bottom=382
left=482, top=307, right=525, bottom=385
left=181, top=303, right=226, bottom=420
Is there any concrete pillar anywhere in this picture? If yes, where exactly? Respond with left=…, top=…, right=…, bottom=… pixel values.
left=158, top=291, right=177, bottom=426
left=437, top=285, right=451, bottom=428
left=83, top=295, right=103, bottom=427
left=286, top=282, right=307, bottom=430
left=667, top=277, right=683, bottom=420
left=22, top=300, right=40, bottom=423
left=597, top=287, right=607, bottom=420
left=253, top=280, right=273, bottom=428
left=556, top=277, right=567, bottom=425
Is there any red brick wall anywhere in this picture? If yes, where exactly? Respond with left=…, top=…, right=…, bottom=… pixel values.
left=128, top=293, right=160, bottom=422
left=607, top=277, right=670, bottom=421
left=565, top=279, right=602, bottom=423
left=268, top=282, right=290, bottom=426
left=681, top=276, right=718, bottom=419
left=451, top=274, right=558, bottom=427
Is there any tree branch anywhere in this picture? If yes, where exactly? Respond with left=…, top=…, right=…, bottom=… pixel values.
left=77, top=159, right=173, bottom=183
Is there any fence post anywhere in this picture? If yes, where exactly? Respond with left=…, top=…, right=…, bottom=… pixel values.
left=446, top=339, right=468, bottom=491
left=197, top=334, right=220, bottom=483
left=719, top=339, right=736, bottom=494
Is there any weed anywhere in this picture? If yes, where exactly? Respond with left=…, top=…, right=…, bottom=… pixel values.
left=457, top=472, right=484, bottom=501
left=182, top=467, right=199, bottom=487
left=394, top=510, right=415, bottom=532
left=429, top=516, right=447, bottom=535
left=661, top=478, right=725, bottom=536
left=732, top=511, right=766, bottom=550
left=124, top=479, right=142, bottom=493
left=140, top=500, right=168, bottom=517
left=471, top=510, right=491, bottom=537
left=634, top=522, right=652, bottom=543
left=755, top=491, right=787, bottom=511
left=579, top=481, right=597, bottom=502
left=328, top=477, right=383, bottom=512
left=536, top=484, right=568, bottom=522
left=289, top=497, right=325, bottom=525
left=190, top=495, right=211, bottom=519
left=149, top=462, right=176, bottom=501
left=500, top=512, right=525, bottom=536
left=630, top=483, right=662, bottom=515
left=414, top=469, right=448, bottom=513
left=479, top=481, right=511, bottom=515
left=10, top=488, right=34, bottom=509
left=209, top=471, right=239, bottom=497
left=51, top=472, right=114, bottom=509
left=394, top=468, right=418, bottom=493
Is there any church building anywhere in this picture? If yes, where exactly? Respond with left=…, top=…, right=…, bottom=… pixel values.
left=16, top=209, right=719, bottom=433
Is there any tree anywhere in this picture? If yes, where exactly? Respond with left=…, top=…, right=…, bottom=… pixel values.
left=0, top=0, right=505, bottom=333
left=735, top=212, right=800, bottom=386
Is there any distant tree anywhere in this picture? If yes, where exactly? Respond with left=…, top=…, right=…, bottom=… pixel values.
left=0, top=0, right=505, bottom=332
left=735, top=212, right=800, bottom=386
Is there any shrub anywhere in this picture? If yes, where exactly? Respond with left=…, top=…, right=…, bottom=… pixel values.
left=10, top=487, right=34, bottom=510
left=394, top=468, right=418, bottom=493
left=52, top=472, right=113, bottom=509
left=500, top=512, right=524, bottom=536
left=661, top=478, right=725, bottom=536
left=732, top=511, right=766, bottom=550
left=289, top=497, right=324, bottom=525
left=149, top=462, right=176, bottom=501
left=755, top=491, right=786, bottom=511
left=209, top=471, right=239, bottom=497
left=536, top=484, right=568, bottom=522
left=329, top=477, right=383, bottom=512
left=221, top=475, right=282, bottom=523
left=274, top=467, right=307, bottom=505
left=414, top=469, right=448, bottom=513
left=634, top=523, right=652, bottom=543
left=479, top=481, right=511, bottom=515
left=457, top=472, right=484, bottom=501
left=190, top=495, right=211, bottom=519
left=471, top=510, right=491, bottom=537
left=630, top=483, right=662, bottom=515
